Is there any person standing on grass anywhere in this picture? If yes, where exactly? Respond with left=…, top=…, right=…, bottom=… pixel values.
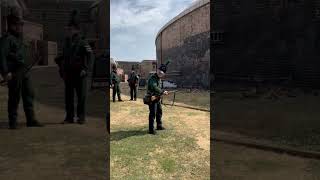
left=146, top=63, right=170, bottom=135
left=110, top=64, right=123, bottom=102
left=128, top=66, right=139, bottom=101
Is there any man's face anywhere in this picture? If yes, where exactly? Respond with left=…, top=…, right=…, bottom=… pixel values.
left=157, top=70, right=165, bottom=79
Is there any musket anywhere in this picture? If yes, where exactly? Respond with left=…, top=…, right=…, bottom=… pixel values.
left=151, top=90, right=178, bottom=102
left=0, top=52, right=41, bottom=86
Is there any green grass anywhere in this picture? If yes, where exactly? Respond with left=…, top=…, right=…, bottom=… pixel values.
left=110, top=93, right=210, bottom=179
left=111, top=127, right=209, bottom=179
left=213, top=142, right=320, bottom=180
left=214, top=92, right=320, bottom=152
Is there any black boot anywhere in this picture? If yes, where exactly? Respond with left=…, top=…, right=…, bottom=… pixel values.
left=149, top=129, right=156, bottom=135
left=61, top=119, right=74, bottom=124
left=9, top=121, right=18, bottom=129
left=77, top=119, right=86, bottom=125
left=157, top=125, right=165, bottom=130
left=27, top=120, right=44, bottom=127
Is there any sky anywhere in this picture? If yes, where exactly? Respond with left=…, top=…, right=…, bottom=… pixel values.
left=110, top=0, right=197, bottom=62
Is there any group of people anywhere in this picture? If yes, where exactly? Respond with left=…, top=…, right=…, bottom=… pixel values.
left=0, top=12, right=169, bottom=135
left=0, top=11, right=92, bottom=129
left=110, top=62, right=170, bottom=135
left=110, top=64, right=139, bottom=102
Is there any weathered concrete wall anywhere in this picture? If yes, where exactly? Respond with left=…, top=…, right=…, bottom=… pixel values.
left=117, top=61, right=140, bottom=76
left=139, top=60, right=157, bottom=79
left=156, top=0, right=210, bottom=89
left=213, top=0, right=320, bottom=88
left=23, top=20, right=43, bottom=41
left=25, top=0, right=95, bottom=54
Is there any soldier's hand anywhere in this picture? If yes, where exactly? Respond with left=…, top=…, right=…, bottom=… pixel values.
left=164, top=91, right=169, bottom=95
left=80, top=70, right=87, bottom=77
left=5, top=72, right=12, bottom=81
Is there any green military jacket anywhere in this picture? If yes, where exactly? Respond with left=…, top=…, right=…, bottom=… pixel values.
left=0, top=33, right=27, bottom=77
left=128, top=71, right=139, bottom=86
left=147, top=73, right=163, bottom=96
left=62, top=36, right=92, bottom=74
left=110, top=70, right=120, bottom=85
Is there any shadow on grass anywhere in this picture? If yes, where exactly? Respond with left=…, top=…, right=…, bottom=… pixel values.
left=111, top=129, right=148, bottom=141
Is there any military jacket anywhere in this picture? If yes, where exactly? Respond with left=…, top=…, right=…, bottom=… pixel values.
left=110, top=70, right=120, bottom=85
left=147, top=73, right=163, bottom=96
left=62, top=37, right=92, bottom=74
left=0, top=33, right=27, bottom=76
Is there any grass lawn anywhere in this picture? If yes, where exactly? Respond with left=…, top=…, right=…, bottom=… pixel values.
left=213, top=142, right=320, bottom=180
left=110, top=92, right=210, bottom=179
left=214, top=91, right=320, bottom=152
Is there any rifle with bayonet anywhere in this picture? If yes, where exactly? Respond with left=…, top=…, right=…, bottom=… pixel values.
left=151, top=90, right=178, bottom=102
left=0, top=51, right=41, bottom=86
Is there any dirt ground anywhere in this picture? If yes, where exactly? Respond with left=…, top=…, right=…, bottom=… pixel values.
left=0, top=66, right=108, bottom=180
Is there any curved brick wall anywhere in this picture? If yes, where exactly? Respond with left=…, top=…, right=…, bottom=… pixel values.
left=155, top=0, right=210, bottom=89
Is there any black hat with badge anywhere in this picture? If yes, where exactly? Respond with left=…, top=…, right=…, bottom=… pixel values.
left=158, top=60, right=170, bottom=73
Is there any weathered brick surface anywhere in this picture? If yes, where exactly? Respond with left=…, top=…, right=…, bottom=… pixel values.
left=156, top=1, right=210, bottom=89
left=25, top=1, right=95, bottom=54
left=213, top=0, right=320, bottom=88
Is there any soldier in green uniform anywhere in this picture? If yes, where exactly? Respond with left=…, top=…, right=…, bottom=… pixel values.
left=0, top=14, right=43, bottom=129
left=146, top=63, right=169, bottom=134
left=59, top=10, right=92, bottom=124
left=128, top=66, right=139, bottom=101
left=110, top=64, right=123, bottom=102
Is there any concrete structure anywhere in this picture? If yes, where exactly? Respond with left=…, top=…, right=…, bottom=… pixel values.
left=116, top=60, right=156, bottom=81
left=213, top=1, right=320, bottom=88
left=25, top=0, right=96, bottom=54
left=155, top=0, right=210, bottom=89
left=23, top=20, right=43, bottom=41
left=139, top=60, right=157, bottom=80
left=90, top=0, right=109, bottom=57
left=117, top=61, right=140, bottom=77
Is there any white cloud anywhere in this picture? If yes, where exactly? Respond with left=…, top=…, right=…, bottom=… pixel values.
left=110, top=0, right=194, bottom=61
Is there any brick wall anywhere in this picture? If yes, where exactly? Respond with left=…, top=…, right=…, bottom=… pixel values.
left=213, top=0, right=320, bottom=88
left=156, top=1, right=210, bottom=89
left=25, top=0, right=95, bottom=54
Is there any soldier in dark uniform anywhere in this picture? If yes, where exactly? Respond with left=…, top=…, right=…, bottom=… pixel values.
left=0, top=14, right=43, bottom=129
left=59, top=10, right=92, bottom=124
left=128, top=66, right=139, bottom=101
left=110, top=64, right=123, bottom=102
left=146, top=64, right=169, bottom=134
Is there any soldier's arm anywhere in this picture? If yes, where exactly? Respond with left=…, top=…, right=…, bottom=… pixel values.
left=0, top=38, right=10, bottom=77
left=82, top=41, right=93, bottom=72
left=110, top=72, right=115, bottom=84
left=149, top=78, right=162, bottom=95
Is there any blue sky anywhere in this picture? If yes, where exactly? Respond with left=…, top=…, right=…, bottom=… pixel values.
left=110, top=0, right=196, bottom=62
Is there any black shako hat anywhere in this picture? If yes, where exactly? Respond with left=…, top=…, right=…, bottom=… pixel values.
left=158, top=60, right=170, bottom=73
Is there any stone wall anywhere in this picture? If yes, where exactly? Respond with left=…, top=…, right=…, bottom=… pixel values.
left=156, top=0, right=210, bottom=89
left=117, top=61, right=140, bottom=77
left=139, top=60, right=156, bottom=79
left=213, top=0, right=320, bottom=88
left=25, top=0, right=95, bottom=54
